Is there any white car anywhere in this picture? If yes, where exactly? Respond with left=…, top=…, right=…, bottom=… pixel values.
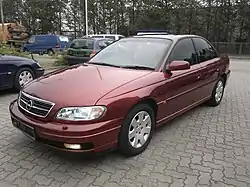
left=84, top=34, right=125, bottom=41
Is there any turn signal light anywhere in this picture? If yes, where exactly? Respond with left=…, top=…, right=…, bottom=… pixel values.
left=90, top=51, right=96, bottom=58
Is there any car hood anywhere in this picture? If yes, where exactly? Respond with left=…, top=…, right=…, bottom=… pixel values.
left=23, top=64, right=152, bottom=106
left=0, top=55, right=31, bottom=61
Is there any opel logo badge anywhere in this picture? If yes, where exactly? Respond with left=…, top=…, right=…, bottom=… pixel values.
left=26, top=100, right=33, bottom=111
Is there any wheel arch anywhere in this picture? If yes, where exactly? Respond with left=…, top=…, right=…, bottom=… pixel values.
left=221, top=73, right=227, bottom=84
left=13, top=65, right=35, bottom=81
left=128, top=97, right=158, bottom=122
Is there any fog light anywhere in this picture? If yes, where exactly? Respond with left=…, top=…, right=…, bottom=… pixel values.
left=64, top=143, right=81, bottom=150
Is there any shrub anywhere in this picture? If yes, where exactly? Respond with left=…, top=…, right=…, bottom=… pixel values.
left=0, top=46, right=31, bottom=58
left=54, top=54, right=68, bottom=66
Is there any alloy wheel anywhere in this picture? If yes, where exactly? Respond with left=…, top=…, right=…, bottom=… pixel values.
left=19, top=70, right=34, bottom=87
left=128, top=111, right=152, bottom=149
left=215, top=80, right=224, bottom=103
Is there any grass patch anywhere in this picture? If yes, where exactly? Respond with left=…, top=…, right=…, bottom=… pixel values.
left=53, top=50, right=68, bottom=66
left=54, top=54, right=68, bottom=66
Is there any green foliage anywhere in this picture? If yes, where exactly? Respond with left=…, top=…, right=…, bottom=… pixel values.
left=2, top=0, right=250, bottom=42
left=54, top=55, right=68, bottom=66
left=0, top=47, right=31, bottom=58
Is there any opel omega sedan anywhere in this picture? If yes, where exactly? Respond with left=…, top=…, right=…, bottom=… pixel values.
left=9, top=34, right=231, bottom=157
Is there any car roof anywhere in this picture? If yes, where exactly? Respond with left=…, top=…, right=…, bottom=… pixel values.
left=133, top=34, right=201, bottom=42
left=75, top=37, right=111, bottom=41
left=90, top=34, right=124, bottom=36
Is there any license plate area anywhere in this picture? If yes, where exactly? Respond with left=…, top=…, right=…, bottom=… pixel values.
left=12, top=118, right=36, bottom=140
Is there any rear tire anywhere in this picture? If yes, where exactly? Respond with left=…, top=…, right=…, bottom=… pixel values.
left=23, top=48, right=28, bottom=53
left=118, top=103, right=155, bottom=157
left=207, top=77, right=225, bottom=106
left=14, top=67, right=35, bottom=91
left=47, top=49, right=54, bottom=56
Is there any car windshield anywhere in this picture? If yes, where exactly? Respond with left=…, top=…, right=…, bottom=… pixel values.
left=70, top=39, right=94, bottom=49
left=88, top=37, right=172, bottom=69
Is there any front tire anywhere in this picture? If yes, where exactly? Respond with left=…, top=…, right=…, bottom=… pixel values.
left=207, top=78, right=225, bottom=106
left=118, top=103, right=155, bottom=157
left=14, top=67, right=35, bottom=91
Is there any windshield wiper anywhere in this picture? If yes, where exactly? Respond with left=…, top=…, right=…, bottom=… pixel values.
left=87, top=62, right=122, bottom=68
left=121, top=65, right=155, bottom=70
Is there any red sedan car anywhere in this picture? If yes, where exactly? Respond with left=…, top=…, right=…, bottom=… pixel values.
left=9, top=34, right=231, bottom=157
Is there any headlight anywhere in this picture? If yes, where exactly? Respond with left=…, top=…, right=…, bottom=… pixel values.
left=36, top=62, right=42, bottom=67
left=56, top=106, right=107, bottom=121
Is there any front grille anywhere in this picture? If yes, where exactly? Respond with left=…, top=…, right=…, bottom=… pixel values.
left=18, top=91, right=55, bottom=118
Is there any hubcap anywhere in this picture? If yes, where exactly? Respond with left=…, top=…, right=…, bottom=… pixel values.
left=215, top=80, right=224, bottom=103
left=19, top=71, right=33, bottom=87
left=128, top=111, right=152, bottom=149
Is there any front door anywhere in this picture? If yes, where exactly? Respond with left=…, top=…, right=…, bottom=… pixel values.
left=0, top=60, right=12, bottom=89
left=156, top=38, right=204, bottom=123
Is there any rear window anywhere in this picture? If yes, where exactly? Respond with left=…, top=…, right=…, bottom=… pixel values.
left=96, top=40, right=113, bottom=49
left=90, top=35, right=104, bottom=38
left=105, top=36, right=116, bottom=40
left=59, top=36, right=69, bottom=42
left=118, top=36, right=125, bottom=40
left=70, top=39, right=94, bottom=49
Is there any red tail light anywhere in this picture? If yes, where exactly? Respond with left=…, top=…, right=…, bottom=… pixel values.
left=56, top=44, right=60, bottom=48
left=90, top=51, right=96, bottom=58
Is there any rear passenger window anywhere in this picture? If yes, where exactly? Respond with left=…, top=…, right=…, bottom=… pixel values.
left=105, top=36, right=116, bottom=41
left=169, top=38, right=197, bottom=65
left=192, top=38, right=218, bottom=63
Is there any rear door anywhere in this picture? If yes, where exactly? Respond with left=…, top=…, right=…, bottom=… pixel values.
left=192, top=37, right=220, bottom=98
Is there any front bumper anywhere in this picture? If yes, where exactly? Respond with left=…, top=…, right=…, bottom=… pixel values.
left=225, top=69, right=231, bottom=86
left=35, top=68, right=45, bottom=78
left=67, top=56, right=90, bottom=66
left=9, top=100, right=122, bottom=153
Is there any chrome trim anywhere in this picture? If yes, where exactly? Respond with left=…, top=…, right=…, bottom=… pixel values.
left=20, top=99, right=48, bottom=112
left=18, top=91, right=55, bottom=118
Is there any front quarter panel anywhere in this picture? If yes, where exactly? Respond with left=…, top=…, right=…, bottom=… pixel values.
left=95, top=72, right=166, bottom=122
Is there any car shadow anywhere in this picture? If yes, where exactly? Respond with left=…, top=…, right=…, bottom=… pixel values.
left=26, top=103, right=209, bottom=164
left=0, top=89, right=18, bottom=96
left=8, top=100, right=211, bottom=165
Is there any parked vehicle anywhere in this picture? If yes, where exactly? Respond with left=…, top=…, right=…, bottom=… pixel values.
left=23, top=34, right=70, bottom=55
left=86, top=34, right=125, bottom=41
left=9, top=34, right=230, bottom=157
left=0, top=55, right=44, bottom=91
left=136, top=29, right=169, bottom=35
left=67, top=37, right=113, bottom=66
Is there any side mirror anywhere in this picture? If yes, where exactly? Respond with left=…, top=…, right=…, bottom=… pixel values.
left=168, top=60, right=190, bottom=72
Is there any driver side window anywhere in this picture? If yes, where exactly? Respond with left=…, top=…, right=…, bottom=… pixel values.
left=168, top=38, right=197, bottom=66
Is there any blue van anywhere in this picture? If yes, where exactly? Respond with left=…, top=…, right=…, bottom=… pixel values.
left=23, top=34, right=70, bottom=55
